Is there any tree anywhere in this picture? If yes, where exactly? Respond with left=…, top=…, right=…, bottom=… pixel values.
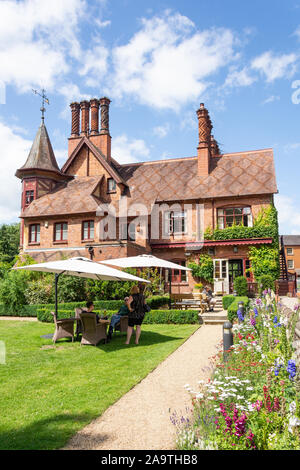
left=0, top=223, right=20, bottom=264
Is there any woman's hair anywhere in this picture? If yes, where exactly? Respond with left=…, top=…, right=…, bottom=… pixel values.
left=130, top=285, right=140, bottom=295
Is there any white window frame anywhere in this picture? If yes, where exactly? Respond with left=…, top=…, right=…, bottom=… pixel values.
left=164, top=210, right=187, bottom=236
left=287, top=259, right=294, bottom=269
left=287, top=247, right=294, bottom=256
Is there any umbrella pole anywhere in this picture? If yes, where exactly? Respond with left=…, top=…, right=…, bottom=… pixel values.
left=169, top=268, right=172, bottom=309
left=54, top=272, right=65, bottom=317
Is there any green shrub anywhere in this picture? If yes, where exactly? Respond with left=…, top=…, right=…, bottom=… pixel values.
left=222, top=295, right=236, bottom=310
left=188, top=255, right=214, bottom=283
left=256, top=274, right=275, bottom=294
left=227, top=296, right=250, bottom=323
left=37, top=308, right=199, bottom=324
left=233, top=276, right=248, bottom=296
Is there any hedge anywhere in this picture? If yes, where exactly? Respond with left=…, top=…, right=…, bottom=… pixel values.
left=37, top=308, right=199, bottom=325
left=222, top=295, right=236, bottom=310
left=0, top=295, right=169, bottom=318
left=227, top=296, right=250, bottom=323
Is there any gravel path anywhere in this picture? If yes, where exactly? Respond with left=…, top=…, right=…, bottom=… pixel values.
left=64, top=324, right=222, bottom=450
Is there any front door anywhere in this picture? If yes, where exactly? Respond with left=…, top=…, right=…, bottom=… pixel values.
left=228, top=259, right=243, bottom=293
left=213, top=259, right=229, bottom=294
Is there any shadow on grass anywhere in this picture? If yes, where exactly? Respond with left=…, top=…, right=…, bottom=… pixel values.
left=0, top=412, right=107, bottom=450
left=96, top=330, right=184, bottom=353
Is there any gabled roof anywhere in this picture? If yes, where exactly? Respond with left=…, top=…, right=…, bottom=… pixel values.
left=61, top=136, right=127, bottom=186
left=15, top=121, right=66, bottom=180
left=21, top=176, right=103, bottom=218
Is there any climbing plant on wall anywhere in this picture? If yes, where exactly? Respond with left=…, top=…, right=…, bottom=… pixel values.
left=188, top=254, right=214, bottom=283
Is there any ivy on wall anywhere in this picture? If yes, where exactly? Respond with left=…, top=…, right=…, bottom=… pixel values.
left=188, top=254, right=214, bottom=283
left=203, top=205, right=280, bottom=281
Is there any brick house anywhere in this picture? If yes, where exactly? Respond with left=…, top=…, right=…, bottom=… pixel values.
left=281, top=235, right=300, bottom=291
left=16, top=98, right=278, bottom=294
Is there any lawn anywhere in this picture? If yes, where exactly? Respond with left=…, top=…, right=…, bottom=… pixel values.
left=0, top=320, right=198, bottom=450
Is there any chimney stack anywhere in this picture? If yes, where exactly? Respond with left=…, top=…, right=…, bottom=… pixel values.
left=90, top=98, right=100, bottom=135
left=70, top=102, right=80, bottom=137
left=99, top=97, right=111, bottom=162
left=197, top=103, right=213, bottom=176
left=80, top=100, right=90, bottom=136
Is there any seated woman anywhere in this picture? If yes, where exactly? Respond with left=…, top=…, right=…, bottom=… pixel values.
left=107, top=298, right=130, bottom=340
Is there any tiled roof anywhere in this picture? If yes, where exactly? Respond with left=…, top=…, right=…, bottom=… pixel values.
left=115, top=148, right=277, bottom=208
left=21, top=148, right=277, bottom=218
left=22, top=176, right=102, bottom=218
left=282, top=235, right=300, bottom=246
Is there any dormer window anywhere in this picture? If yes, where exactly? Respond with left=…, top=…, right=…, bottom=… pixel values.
left=107, top=178, right=116, bottom=193
left=25, top=190, right=34, bottom=205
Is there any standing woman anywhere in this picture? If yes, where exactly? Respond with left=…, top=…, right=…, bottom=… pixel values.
left=125, top=285, right=146, bottom=345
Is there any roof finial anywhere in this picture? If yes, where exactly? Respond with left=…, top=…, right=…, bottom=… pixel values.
left=32, top=88, right=49, bottom=121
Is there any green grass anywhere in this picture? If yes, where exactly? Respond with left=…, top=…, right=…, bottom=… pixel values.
left=0, top=320, right=198, bottom=450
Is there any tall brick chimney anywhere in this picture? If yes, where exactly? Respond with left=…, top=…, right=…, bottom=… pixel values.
left=70, top=102, right=80, bottom=137
left=80, top=100, right=90, bottom=136
left=90, top=98, right=100, bottom=135
left=99, top=97, right=111, bottom=162
left=197, top=103, right=212, bottom=176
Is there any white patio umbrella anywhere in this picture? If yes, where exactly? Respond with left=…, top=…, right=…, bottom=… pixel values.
left=14, top=256, right=150, bottom=315
left=100, top=254, right=191, bottom=307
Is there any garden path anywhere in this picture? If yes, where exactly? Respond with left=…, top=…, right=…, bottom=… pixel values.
left=64, top=324, right=222, bottom=450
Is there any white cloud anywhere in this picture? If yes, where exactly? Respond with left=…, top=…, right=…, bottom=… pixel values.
left=79, top=44, right=109, bottom=87
left=109, top=11, right=238, bottom=110
left=261, top=95, right=280, bottom=105
left=112, top=134, right=150, bottom=163
left=223, top=66, right=256, bottom=88
left=0, top=120, right=32, bottom=222
left=0, top=0, right=86, bottom=91
left=153, top=124, right=170, bottom=138
left=275, top=194, right=300, bottom=234
left=251, top=51, right=298, bottom=82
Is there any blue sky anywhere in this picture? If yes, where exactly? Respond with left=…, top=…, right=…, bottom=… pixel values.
left=1, top=0, right=300, bottom=234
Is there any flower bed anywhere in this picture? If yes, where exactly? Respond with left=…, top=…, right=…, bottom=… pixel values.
left=173, top=293, right=300, bottom=450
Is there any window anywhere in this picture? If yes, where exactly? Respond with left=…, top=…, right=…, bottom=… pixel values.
left=288, top=259, right=294, bottom=269
left=29, top=224, right=40, bottom=243
left=217, top=207, right=252, bottom=229
left=287, top=247, right=294, bottom=256
left=128, top=222, right=136, bottom=241
left=164, top=211, right=186, bottom=235
left=25, top=190, right=34, bottom=205
left=54, top=222, right=68, bottom=242
left=107, top=178, right=116, bottom=193
left=166, top=260, right=187, bottom=283
left=245, top=259, right=252, bottom=279
left=82, top=220, right=94, bottom=241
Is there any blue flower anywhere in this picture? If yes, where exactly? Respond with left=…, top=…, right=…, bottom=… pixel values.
left=237, top=309, right=244, bottom=322
left=253, top=307, right=258, bottom=317
left=287, top=360, right=296, bottom=380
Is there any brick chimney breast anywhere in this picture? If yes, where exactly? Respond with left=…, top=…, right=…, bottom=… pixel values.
left=70, top=102, right=80, bottom=137
left=80, top=100, right=90, bottom=136
left=196, top=103, right=213, bottom=176
left=90, top=98, right=100, bottom=135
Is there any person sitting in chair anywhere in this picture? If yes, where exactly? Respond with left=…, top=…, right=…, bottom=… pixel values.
left=85, top=301, right=100, bottom=322
left=204, top=286, right=216, bottom=312
left=107, top=298, right=130, bottom=340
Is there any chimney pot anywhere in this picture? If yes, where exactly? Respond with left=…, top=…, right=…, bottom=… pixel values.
left=90, top=98, right=100, bottom=135
left=99, top=97, right=111, bottom=135
left=70, top=102, right=80, bottom=137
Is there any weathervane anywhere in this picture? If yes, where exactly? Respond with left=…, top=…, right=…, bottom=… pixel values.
left=32, top=88, right=49, bottom=121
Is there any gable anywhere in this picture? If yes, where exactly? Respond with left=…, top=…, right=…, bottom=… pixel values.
left=65, top=144, right=105, bottom=177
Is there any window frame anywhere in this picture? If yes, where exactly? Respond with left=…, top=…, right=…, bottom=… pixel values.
left=82, top=220, right=95, bottom=241
left=287, top=259, right=294, bottom=270
left=286, top=247, right=294, bottom=256
left=107, top=178, right=117, bottom=193
left=25, top=190, right=35, bottom=206
left=29, top=223, right=40, bottom=244
left=166, top=260, right=187, bottom=283
left=164, top=210, right=187, bottom=236
left=54, top=222, right=68, bottom=243
left=217, top=206, right=252, bottom=229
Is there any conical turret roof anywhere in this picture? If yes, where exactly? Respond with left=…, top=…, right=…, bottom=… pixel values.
left=16, top=121, right=66, bottom=180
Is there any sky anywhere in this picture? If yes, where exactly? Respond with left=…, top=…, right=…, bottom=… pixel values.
left=1, top=0, right=300, bottom=234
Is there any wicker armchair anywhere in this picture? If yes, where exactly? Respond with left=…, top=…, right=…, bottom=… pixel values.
left=114, top=316, right=128, bottom=333
left=51, top=312, right=75, bottom=343
left=79, top=312, right=108, bottom=346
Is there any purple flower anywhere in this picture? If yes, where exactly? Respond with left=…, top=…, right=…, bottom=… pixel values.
left=253, top=307, right=258, bottom=317
left=237, top=309, right=244, bottom=322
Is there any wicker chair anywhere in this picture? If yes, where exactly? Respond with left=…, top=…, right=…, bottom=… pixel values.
left=79, top=312, right=108, bottom=346
left=114, top=315, right=128, bottom=334
left=51, top=312, right=75, bottom=343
